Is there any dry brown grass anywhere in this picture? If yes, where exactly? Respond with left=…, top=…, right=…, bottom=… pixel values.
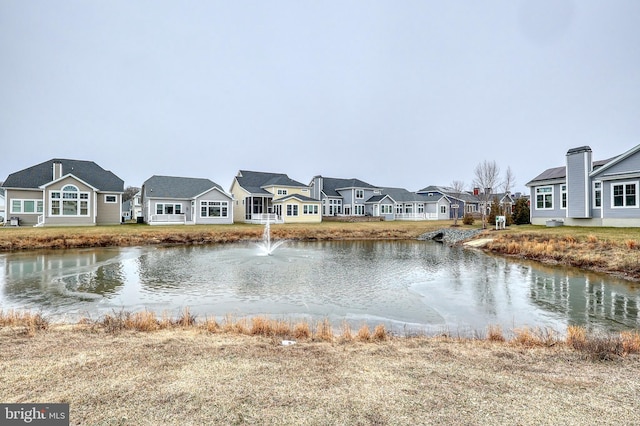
left=0, top=221, right=457, bottom=252
left=487, top=324, right=506, bottom=342
left=485, top=230, right=640, bottom=280
left=0, top=309, right=48, bottom=335
left=1, top=324, right=639, bottom=425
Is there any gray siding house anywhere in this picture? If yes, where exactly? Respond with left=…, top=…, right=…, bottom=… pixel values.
left=367, top=187, right=450, bottom=221
left=141, top=175, right=233, bottom=225
left=527, top=144, right=640, bottom=227
left=1, top=159, right=124, bottom=227
left=309, top=176, right=382, bottom=217
left=417, top=186, right=481, bottom=218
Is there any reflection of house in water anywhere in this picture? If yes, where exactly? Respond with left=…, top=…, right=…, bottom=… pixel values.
left=529, top=270, right=639, bottom=330
left=1, top=250, right=125, bottom=305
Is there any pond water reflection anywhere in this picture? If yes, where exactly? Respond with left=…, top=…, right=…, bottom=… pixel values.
left=1, top=241, right=638, bottom=335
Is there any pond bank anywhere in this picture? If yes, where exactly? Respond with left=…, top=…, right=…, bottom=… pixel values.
left=0, top=326, right=638, bottom=425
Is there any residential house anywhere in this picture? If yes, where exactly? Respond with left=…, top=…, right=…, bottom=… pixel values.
left=417, top=185, right=514, bottom=218
left=141, top=175, right=233, bottom=225
left=122, top=199, right=132, bottom=221
left=527, top=144, right=640, bottom=227
left=1, top=159, right=124, bottom=226
left=122, top=191, right=142, bottom=222
left=230, top=170, right=321, bottom=223
left=0, top=188, right=5, bottom=222
left=309, top=176, right=382, bottom=217
left=366, top=187, right=451, bottom=221
left=418, top=186, right=480, bottom=218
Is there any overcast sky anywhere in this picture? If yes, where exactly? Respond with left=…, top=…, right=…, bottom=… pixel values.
left=1, top=1, right=638, bottom=194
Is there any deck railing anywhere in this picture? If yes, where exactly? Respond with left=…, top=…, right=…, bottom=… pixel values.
left=395, top=212, right=439, bottom=221
left=150, top=214, right=186, bottom=224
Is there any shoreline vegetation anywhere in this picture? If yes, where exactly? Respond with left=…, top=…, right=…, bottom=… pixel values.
left=2, top=221, right=640, bottom=423
left=2, top=220, right=640, bottom=280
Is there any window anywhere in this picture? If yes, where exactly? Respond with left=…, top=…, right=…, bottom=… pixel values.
left=286, top=204, right=299, bottom=216
left=328, top=199, right=342, bottom=215
left=381, top=205, right=393, bottom=214
left=417, top=204, right=424, bottom=214
left=535, top=186, right=553, bottom=209
left=354, top=205, right=365, bottom=215
left=50, top=185, right=89, bottom=216
left=200, top=201, right=229, bottom=218
left=593, top=182, right=602, bottom=208
left=105, top=195, right=117, bottom=203
left=440, top=205, right=447, bottom=214
left=466, top=204, right=477, bottom=213
left=10, top=199, right=44, bottom=214
left=156, top=203, right=182, bottom=214
left=612, top=182, right=638, bottom=208
left=277, top=189, right=288, bottom=195
left=355, top=189, right=364, bottom=199
left=303, top=205, right=318, bottom=215
left=561, top=185, right=567, bottom=209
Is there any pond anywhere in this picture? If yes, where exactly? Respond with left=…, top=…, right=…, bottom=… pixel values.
left=1, top=240, right=639, bottom=336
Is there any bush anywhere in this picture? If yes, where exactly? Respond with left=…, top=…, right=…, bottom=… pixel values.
left=462, top=214, right=475, bottom=225
left=512, top=197, right=530, bottom=225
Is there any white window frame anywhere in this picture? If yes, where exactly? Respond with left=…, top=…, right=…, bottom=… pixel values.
left=10, top=199, right=44, bottom=214
left=535, top=186, right=554, bottom=210
left=303, top=204, right=318, bottom=215
left=49, top=185, right=90, bottom=217
left=286, top=204, right=299, bottom=216
left=560, top=185, right=567, bottom=210
left=593, top=181, right=602, bottom=208
left=355, top=189, right=364, bottom=199
left=200, top=201, right=229, bottom=218
left=105, top=195, right=118, bottom=203
left=440, top=205, right=447, bottom=214
left=611, top=181, right=639, bottom=208
left=155, top=203, right=183, bottom=215
left=277, top=189, right=288, bottom=196
left=354, top=205, right=365, bottom=215
left=381, top=204, right=393, bottom=214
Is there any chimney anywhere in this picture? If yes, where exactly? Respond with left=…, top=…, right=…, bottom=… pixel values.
left=53, top=161, right=63, bottom=180
left=473, top=187, right=479, bottom=196
left=566, top=146, right=592, bottom=219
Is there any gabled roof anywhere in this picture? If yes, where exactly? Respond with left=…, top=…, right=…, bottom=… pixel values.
left=590, top=144, right=640, bottom=178
left=316, top=176, right=379, bottom=197
left=2, top=159, right=123, bottom=192
left=143, top=175, right=226, bottom=199
left=366, top=194, right=394, bottom=203
left=235, top=170, right=307, bottom=195
left=272, top=194, right=320, bottom=203
left=418, top=185, right=479, bottom=203
left=372, top=187, right=441, bottom=204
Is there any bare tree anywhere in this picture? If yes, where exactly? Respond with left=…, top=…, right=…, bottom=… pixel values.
left=123, top=186, right=140, bottom=202
left=450, top=180, right=465, bottom=226
left=501, top=166, right=516, bottom=215
left=502, top=167, right=513, bottom=192
left=473, top=160, right=501, bottom=229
